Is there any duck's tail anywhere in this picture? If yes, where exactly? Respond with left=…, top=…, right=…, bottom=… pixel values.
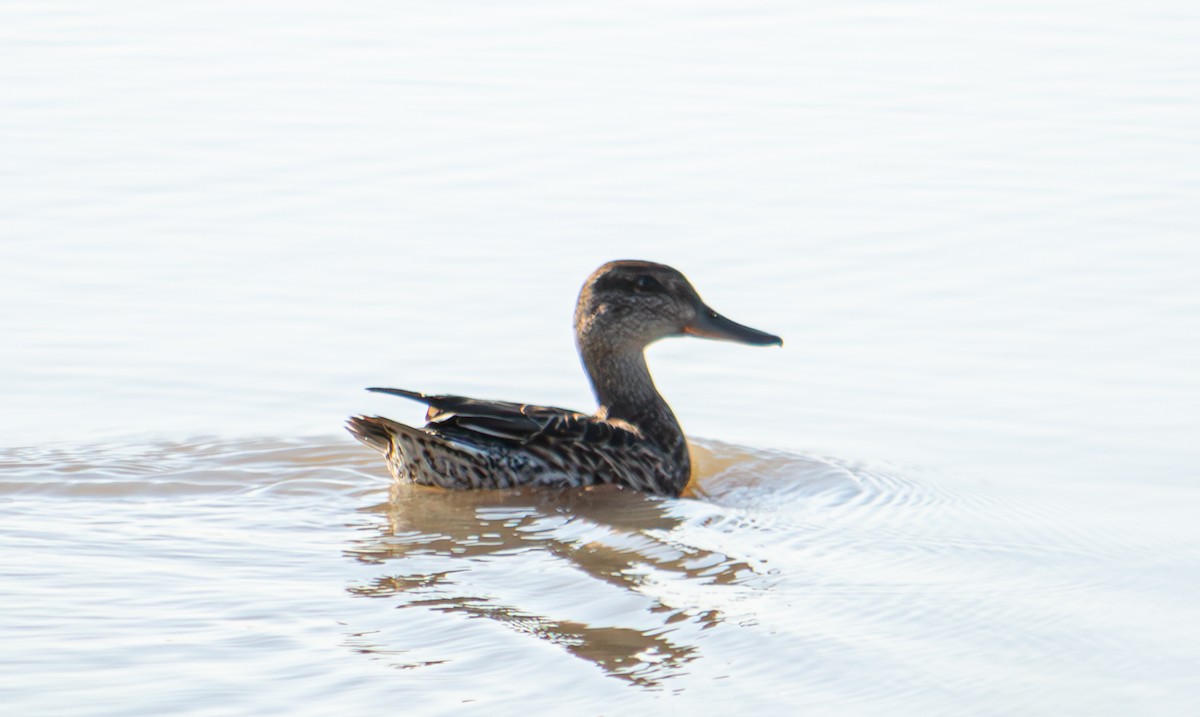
left=346, top=414, right=492, bottom=488
left=346, top=415, right=404, bottom=454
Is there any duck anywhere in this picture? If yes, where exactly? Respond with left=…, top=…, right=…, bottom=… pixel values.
left=347, top=260, right=781, bottom=496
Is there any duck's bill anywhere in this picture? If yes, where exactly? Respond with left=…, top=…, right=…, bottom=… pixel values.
left=683, top=307, right=783, bottom=347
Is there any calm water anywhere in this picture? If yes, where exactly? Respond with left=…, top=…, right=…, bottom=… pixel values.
left=4, top=1, right=1200, bottom=715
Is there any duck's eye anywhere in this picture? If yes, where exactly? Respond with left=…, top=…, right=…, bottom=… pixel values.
left=635, top=275, right=663, bottom=292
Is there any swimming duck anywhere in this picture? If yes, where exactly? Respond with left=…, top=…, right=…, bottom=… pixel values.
left=347, top=260, right=781, bottom=496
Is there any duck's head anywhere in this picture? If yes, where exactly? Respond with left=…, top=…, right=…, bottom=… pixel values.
left=574, top=260, right=782, bottom=353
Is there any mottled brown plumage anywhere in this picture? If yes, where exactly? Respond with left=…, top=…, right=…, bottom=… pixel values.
left=347, top=260, right=781, bottom=496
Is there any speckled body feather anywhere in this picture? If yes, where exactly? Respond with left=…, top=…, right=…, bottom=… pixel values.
left=347, top=390, right=688, bottom=494
left=348, top=260, right=781, bottom=497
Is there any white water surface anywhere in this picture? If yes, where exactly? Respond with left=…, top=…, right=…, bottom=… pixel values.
left=3, top=1, right=1199, bottom=715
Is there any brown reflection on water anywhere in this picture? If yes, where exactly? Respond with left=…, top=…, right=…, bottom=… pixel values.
left=344, top=481, right=760, bottom=688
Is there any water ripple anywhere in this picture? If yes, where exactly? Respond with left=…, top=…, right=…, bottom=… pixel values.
left=0, top=436, right=385, bottom=500
left=4, top=434, right=1197, bottom=708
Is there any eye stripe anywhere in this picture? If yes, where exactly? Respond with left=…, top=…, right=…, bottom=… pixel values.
left=591, top=271, right=667, bottom=294
left=635, top=275, right=663, bottom=292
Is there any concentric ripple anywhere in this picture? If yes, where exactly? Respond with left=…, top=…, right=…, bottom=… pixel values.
left=3, top=435, right=1198, bottom=715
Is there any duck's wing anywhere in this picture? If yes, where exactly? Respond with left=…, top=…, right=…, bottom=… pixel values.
left=366, top=387, right=641, bottom=446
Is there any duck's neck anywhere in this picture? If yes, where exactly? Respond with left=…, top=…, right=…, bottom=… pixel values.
left=579, top=344, right=687, bottom=456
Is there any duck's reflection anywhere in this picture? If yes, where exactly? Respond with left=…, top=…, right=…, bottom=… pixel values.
left=344, top=482, right=762, bottom=687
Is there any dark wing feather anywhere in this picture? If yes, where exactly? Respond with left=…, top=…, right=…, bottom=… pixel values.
left=366, top=387, right=640, bottom=447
